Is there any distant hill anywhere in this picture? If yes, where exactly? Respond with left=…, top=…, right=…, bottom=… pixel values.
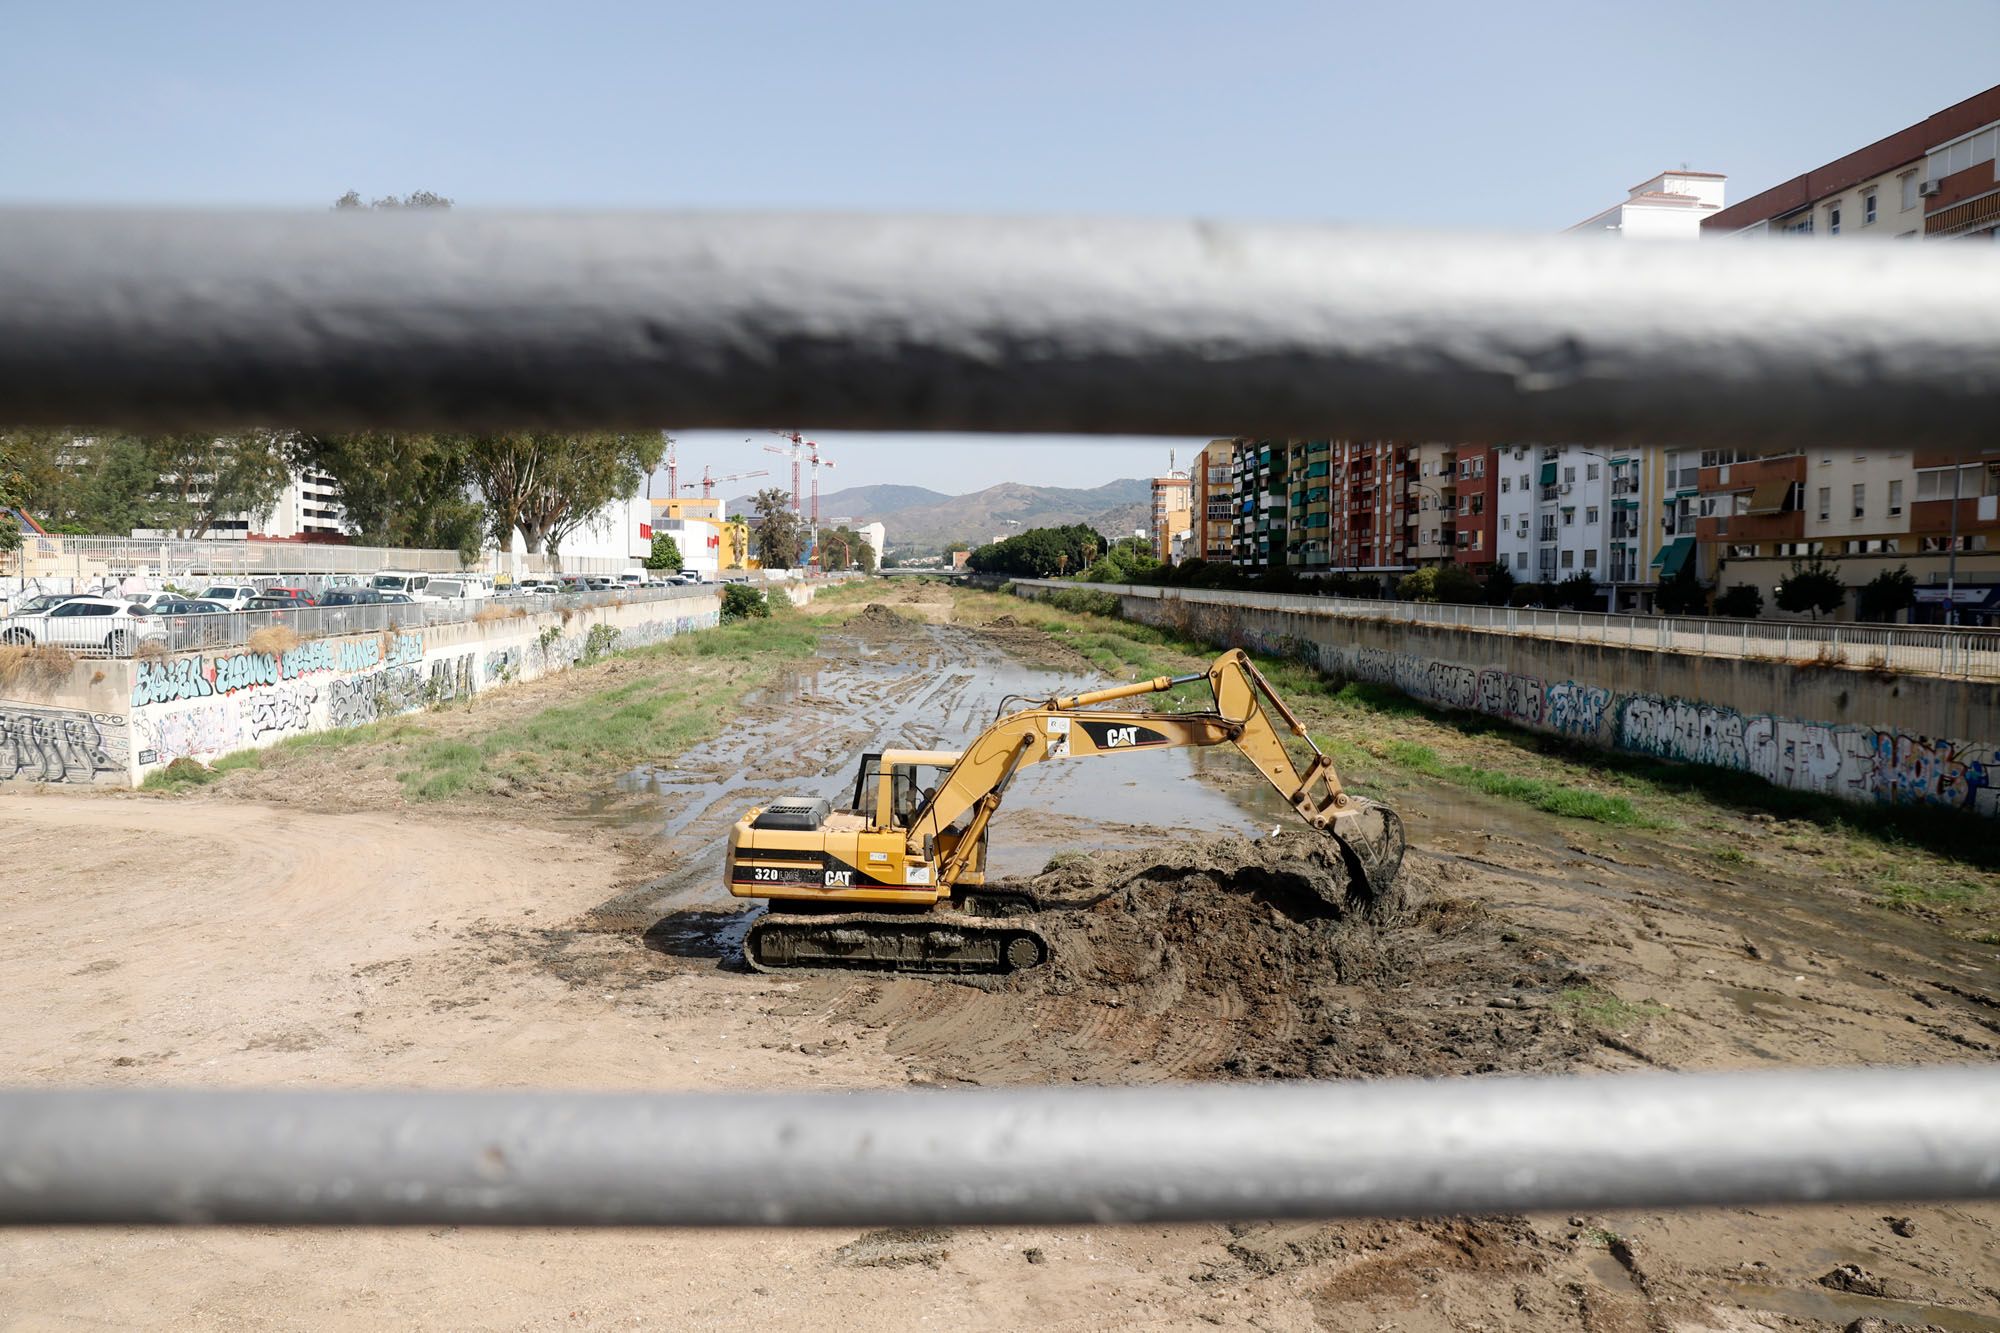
left=727, top=478, right=1153, bottom=555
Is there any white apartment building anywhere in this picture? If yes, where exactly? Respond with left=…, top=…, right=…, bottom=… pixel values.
left=1567, top=170, right=1728, bottom=240
left=1493, top=445, right=1618, bottom=596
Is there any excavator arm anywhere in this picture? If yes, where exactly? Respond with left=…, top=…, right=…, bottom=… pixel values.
left=905, top=649, right=1404, bottom=901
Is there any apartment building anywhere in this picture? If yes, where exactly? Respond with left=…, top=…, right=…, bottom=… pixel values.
left=1491, top=445, right=1629, bottom=605
left=1403, top=443, right=1458, bottom=567
left=1190, top=441, right=1235, bottom=564
left=1704, top=83, right=2000, bottom=241
left=1567, top=170, right=1727, bottom=239
left=1149, top=469, right=1192, bottom=563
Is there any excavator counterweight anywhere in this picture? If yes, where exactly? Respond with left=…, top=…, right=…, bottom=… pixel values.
left=725, top=649, right=1405, bottom=974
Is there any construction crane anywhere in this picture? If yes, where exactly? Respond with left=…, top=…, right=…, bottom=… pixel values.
left=805, top=441, right=834, bottom=568
left=764, top=433, right=804, bottom=515
left=660, top=432, right=678, bottom=499
left=693, top=467, right=769, bottom=499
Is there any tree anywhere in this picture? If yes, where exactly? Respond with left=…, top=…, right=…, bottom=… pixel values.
left=1654, top=560, right=1707, bottom=616
left=1482, top=562, right=1517, bottom=606
left=750, top=488, right=805, bottom=569
left=1397, top=566, right=1440, bottom=601
left=1715, top=584, right=1764, bottom=618
left=1855, top=565, right=1918, bottom=624
left=290, top=432, right=485, bottom=559
left=1775, top=556, right=1845, bottom=620
left=720, top=583, right=770, bottom=621
left=1433, top=564, right=1482, bottom=604
left=145, top=431, right=292, bottom=538
left=0, top=434, right=21, bottom=553
left=820, top=525, right=878, bottom=573
left=464, top=431, right=666, bottom=566
left=334, top=190, right=454, bottom=211
left=1554, top=572, right=1600, bottom=611
left=644, top=531, right=684, bottom=571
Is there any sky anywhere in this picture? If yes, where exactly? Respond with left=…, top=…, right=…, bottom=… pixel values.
left=5, top=0, right=1997, bottom=494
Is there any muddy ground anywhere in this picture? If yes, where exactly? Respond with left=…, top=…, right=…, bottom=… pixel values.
left=1, top=581, right=1997, bottom=1331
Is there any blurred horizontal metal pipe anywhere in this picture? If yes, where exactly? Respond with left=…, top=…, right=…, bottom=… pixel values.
left=2, top=1068, right=1995, bottom=1227
left=1, top=209, right=1998, bottom=445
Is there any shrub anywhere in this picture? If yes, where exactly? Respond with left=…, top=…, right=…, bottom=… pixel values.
left=1774, top=557, right=1844, bottom=620
left=247, top=625, right=301, bottom=656
left=721, top=583, right=770, bottom=621
left=1854, top=565, right=1917, bottom=624
left=1714, top=584, right=1764, bottom=618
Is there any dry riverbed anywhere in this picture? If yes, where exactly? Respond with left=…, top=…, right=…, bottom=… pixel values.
left=2, top=580, right=1996, bottom=1331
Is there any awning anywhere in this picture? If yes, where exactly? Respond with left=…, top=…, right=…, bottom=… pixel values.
left=1745, top=480, right=1793, bottom=515
left=1651, top=535, right=1694, bottom=577
left=1539, top=461, right=1558, bottom=485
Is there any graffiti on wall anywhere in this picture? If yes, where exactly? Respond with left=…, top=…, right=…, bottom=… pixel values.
left=0, top=704, right=127, bottom=783
left=131, top=633, right=425, bottom=707
left=1107, top=593, right=2000, bottom=820
left=124, top=606, right=725, bottom=777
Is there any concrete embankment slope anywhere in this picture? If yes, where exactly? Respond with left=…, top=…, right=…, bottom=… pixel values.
left=1014, top=582, right=2000, bottom=820
left=0, top=583, right=833, bottom=788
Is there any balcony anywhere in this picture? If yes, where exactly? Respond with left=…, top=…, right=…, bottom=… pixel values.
left=1911, top=495, right=2000, bottom=534
left=1697, top=454, right=1804, bottom=493
left=1697, top=510, right=1804, bottom=543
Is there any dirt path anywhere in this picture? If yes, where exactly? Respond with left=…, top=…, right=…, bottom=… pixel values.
left=2, top=586, right=1997, bottom=1331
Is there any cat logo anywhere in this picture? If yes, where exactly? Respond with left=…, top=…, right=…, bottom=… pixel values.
left=824, top=869, right=854, bottom=887
left=1080, top=720, right=1169, bottom=750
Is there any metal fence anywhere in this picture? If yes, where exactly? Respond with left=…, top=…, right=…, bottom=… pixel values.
left=141, top=583, right=719, bottom=656
left=1, top=533, right=634, bottom=583
left=3, top=210, right=1999, bottom=1229
left=1017, top=579, right=2000, bottom=680
left=3, top=1068, right=1995, bottom=1226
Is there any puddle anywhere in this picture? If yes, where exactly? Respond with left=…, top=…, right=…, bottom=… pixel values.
left=1726, top=1281, right=2000, bottom=1333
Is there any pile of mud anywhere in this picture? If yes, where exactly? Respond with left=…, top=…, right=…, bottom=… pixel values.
left=998, top=834, right=1591, bottom=1080
left=843, top=604, right=918, bottom=633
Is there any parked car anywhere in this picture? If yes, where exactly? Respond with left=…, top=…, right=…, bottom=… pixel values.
left=320, top=589, right=386, bottom=607
left=153, top=598, right=229, bottom=615
left=3, top=592, right=83, bottom=617
left=583, top=577, right=619, bottom=592
left=259, top=586, right=319, bottom=608
left=0, top=596, right=168, bottom=654
left=122, top=590, right=184, bottom=611
left=377, top=592, right=416, bottom=605
left=243, top=595, right=300, bottom=612
left=419, top=577, right=489, bottom=603
left=197, top=584, right=261, bottom=610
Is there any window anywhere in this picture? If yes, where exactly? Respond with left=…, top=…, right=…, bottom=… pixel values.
left=1563, top=466, right=1576, bottom=484
left=1562, top=509, right=1574, bottom=527
left=1888, top=480, right=1904, bottom=516
left=1520, top=473, right=1530, bottom=491
left=1828, top=205, right=1841, bottom=236
left=1852, top=483, right=1865, bottom=519
left=1728, top=544, right=1758, bottom=558
left=1515, top=552, right=1528, bottom=570
left=1560, top=549, right=1575, bottom=569
left=1818, top=486, right=1830, bottom=521
left=1586, top=506, right=1599, bottom=524
left=1583, top=548, right=1597, bottom=568
left=1586, top=463, right=1600, bottom=481
left=1865, top=192, right=1877, bottom=225
left=1902, top=173, right=1919, bottom=211
left=1500, top=476, right=1511, bottom=493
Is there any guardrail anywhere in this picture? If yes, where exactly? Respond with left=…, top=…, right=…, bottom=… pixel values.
left=0, top=533, right=642, bottom=581
left=1016, top=579, right=2000, bottom=680
left=2, top=1069, right=1994, bottom=1226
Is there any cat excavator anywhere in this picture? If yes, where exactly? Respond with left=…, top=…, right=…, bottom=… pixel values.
left=724, top=648, right=1405, bottom=974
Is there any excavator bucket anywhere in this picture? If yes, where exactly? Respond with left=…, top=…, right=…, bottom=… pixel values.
left=1326, top=797, right=1407, bottom=910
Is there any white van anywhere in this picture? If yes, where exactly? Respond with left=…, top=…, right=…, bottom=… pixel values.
left=369, top=571, right=432, bottom=598
left=420, top=576, right=490, bottom=603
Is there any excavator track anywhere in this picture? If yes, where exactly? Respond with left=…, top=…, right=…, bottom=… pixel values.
left=744, top=909, right=1049, bottom=975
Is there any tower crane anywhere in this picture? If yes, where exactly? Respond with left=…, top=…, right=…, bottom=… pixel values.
left=805, top=441, right=835, bottom=568
left=764, top=433, right=805, bottom=515
left=693, top=467, right=769, bottom=499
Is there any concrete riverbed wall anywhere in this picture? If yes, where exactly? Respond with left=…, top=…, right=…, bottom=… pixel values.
left=1015, top=585, right=2000, bottom=820
left=1, top=590, right=726, bottom=788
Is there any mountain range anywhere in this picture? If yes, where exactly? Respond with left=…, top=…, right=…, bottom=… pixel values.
left=726, top=479, right=1152, bottom=555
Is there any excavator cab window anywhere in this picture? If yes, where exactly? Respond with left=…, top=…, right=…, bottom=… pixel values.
left=849, top=754, right=940, bottom=829
left=848, top=753, right=884, bottom=815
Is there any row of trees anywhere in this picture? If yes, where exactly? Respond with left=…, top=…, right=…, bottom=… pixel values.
left=964, top=523, right=1114, bottom=578
left=728, top=489, right=876, bottom=572
left=0, top=428, right=664, bottom=566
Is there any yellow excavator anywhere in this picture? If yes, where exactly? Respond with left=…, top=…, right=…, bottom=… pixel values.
left=724, top=648, right=1405, bottom=974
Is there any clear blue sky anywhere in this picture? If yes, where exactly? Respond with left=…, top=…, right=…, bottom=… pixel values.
left=5, top=0, right=1996, bottom=494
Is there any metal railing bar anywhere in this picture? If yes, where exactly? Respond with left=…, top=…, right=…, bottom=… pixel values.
left=3, top=211, right=2000, bottom=443
left=1, top=1069, right=1993, bottom=1227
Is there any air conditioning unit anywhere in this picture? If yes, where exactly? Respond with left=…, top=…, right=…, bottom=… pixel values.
left=1919, top=179, right=1942, bottom=197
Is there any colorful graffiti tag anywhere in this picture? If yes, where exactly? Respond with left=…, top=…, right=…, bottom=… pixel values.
left=132, top=634, right=425, bottom=707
